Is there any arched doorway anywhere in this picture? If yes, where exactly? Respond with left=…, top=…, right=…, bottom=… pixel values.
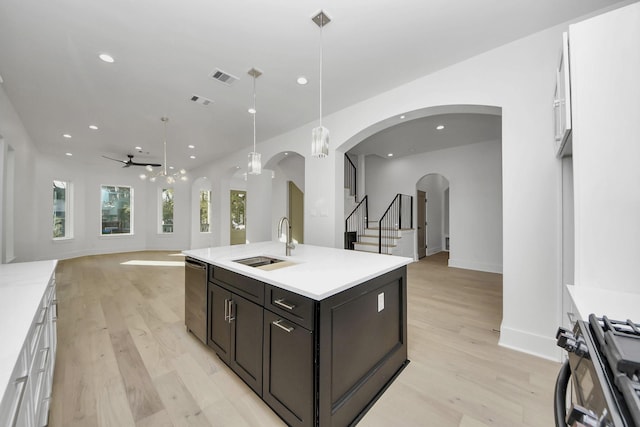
left=416, top=174, right=450, bottom=259
left=264, top=151, right=305, bottom=243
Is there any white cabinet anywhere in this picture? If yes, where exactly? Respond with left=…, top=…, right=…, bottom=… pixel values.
left=0, top=261, right=57, bottom=427
left=553, top=32, right=572, bottom=157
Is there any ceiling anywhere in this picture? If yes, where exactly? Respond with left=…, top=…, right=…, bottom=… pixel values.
left=349, top=113, right=502, bottom=159
left=0, top=0, right=627, bottom=172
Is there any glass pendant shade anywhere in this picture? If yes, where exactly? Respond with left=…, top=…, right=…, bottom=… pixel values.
left=311, top=126, right=329, bottom=158
left=248, top=151, right=262, bottom=175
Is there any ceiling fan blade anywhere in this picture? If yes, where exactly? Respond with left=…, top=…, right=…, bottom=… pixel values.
left=130, top=161, right=162, bottom=167
left=102, top=155, right=127, bottom=164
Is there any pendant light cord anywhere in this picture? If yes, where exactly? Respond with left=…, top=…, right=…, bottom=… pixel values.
left=163, top=118, right=168, bottom=176
left=319, top=19, right=323, bottom=128
left=253, top=74, right=257, bottom=152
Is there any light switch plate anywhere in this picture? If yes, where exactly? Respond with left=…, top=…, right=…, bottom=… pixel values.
left=377, top=292, right=384, bottom=312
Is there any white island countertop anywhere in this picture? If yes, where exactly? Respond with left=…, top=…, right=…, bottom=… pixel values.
left=0, top=259, right=57, bottom=396
left=183, top=242, right=413, bottom=300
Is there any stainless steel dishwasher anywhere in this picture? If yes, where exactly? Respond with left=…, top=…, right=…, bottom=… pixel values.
left=184, top=257, right=207, bottom=344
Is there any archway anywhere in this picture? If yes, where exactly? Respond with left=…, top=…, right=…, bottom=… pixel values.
left=416, top=173, right=450, bottom=259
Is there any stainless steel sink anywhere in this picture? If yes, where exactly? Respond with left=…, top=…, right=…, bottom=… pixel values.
left=232, top=256, right=285, bottom=268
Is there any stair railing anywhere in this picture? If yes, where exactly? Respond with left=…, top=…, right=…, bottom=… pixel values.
left=344, top=195, right=368, bottom=250
left=378, top=194, right=413, bottom=254
left=344, top=154, right=357, bottom=203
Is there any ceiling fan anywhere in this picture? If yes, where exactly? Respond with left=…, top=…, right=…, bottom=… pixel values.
left=102, top=154, right=161, bottom=168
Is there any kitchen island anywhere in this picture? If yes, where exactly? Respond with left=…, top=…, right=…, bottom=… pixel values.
left=183, top=242, right=412, bottom=427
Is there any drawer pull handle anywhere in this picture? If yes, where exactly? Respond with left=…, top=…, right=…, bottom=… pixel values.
left=224, top=298, right=229, bottom=321
left=228, top=300, right=235, bottom=322
left=274, top=299, right=296, bottom=310
left=52, top=300, right=59, bottom=321
left=273, top=319, right=294, bottom=333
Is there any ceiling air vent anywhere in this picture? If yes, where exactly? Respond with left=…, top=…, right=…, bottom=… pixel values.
left=190, top=94, right=213, bottom=106
left=210, top=68, right=239, bottom=86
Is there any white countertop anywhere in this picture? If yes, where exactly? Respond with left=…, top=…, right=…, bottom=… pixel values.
left=567, top=284, right=640, bottom=321
left=0, top=260, right=57, bottom=394
left=183, top=242, right=413, bottom=300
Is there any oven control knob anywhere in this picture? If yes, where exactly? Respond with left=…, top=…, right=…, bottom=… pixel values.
left=555, top=327, right=589, bottom=358
left=566, top=404, right=599, bottom=427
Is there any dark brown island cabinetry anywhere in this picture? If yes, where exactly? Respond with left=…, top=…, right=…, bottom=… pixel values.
left=207, top=267, right=264, bottom=395
left=200, top=263, right=408, bottom=427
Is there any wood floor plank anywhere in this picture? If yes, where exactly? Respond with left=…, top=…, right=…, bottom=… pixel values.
left=102, top=296, right=166, bottom=421
left=50, top=250, right=560, bottom=427
left=153, top=371, right=212, bottom=427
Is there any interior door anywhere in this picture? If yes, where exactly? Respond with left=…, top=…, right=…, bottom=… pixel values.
left=417, top=191, right=426, bottom=259
left=288, top=181, right=304, bottom=244
left=230, top=190, right=246, bottom=245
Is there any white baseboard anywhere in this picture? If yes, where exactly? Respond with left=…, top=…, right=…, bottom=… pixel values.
left=499, top=325, right=563, bottom=362
left=448, top=258, right=503, bottom=274
left=426, top=246, right=443, bottom=256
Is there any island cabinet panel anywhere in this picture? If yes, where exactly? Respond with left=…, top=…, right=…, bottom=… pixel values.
left=318, top=267, right=408, bottom=427
left=207, top=280, right=263, bottom=395
left=207, top=283, right=231, bottom=360
left=263, top=310, right=315, bottom=427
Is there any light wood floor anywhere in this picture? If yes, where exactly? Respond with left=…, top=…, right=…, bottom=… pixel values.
left=49, top=251, right=559, bottom=427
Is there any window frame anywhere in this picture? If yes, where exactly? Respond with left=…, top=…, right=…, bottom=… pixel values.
left=159, top=187, right=174, bottom=234
left=199, top=189, right=211, bottom=233
left=53, top=180, right=73, bottom=240
left=100, top=184, right=134, bottom=236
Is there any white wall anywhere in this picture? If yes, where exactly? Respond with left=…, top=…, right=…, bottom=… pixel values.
left=246, top=171, right=273, bottom=244
left=0, top=86, right=38, bottom=262
left=367, top=141, right=502, bottom=272
left=571, top=2, right=640, bottom=294
left=33, top=153, right=191, bottom=260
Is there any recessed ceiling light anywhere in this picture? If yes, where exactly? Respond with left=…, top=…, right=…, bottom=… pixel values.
left=99, top=53, right=114, bottom=63
left=297, top=76, right=308, bottom=85
left=63, top=134, right=72, bottom=139
left=65, top=152, right=73, bottom=156
left=248, top=107, right=256, bottom=114
left=436, top=125, right=445, bottom=130
left=387, top=153, right=394, bottom=157
left=169, top=166, right=175, bottom=170
left=284, top=152, right=288, bottom=156
left=399, top=115, right=405, bottom=120
left=89, top=125, right=98, bottom=130
left=188, top=145, right=195, bottom=149
left=135, top=146, right=142, bottom=150
left=190, top=155, right=196, bottom=159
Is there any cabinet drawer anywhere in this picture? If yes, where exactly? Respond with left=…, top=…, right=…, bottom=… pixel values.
left=265, top=285, right=315, bottom=330
left=210, top=266, right=264, bottom=305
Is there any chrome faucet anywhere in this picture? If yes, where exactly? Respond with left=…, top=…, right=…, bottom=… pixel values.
left=277, top=216, right=295, bottom=256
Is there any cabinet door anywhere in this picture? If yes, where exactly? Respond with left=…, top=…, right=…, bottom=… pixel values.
left=229, top=294, right=264, bottom=395
left=263, top=310, right=314, bottom=427
left=208, top=283, right=231, bottom=362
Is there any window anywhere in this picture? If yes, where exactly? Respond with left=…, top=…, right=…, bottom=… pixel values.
left=101, top=185, right=132, bottom=235
left=200, top=190, right=211, bottom=232
left=161, top=188, right=174, bottom=233
left=53, top=180, right=72, bottom=239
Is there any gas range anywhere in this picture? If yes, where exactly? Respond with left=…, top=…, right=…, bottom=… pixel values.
left=556, top=315, right=640, bottom=427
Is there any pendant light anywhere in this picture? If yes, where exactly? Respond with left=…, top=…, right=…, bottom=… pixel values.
left=311, top=11, right=331, bottom=158
left=248, top=68, right=262, bottom=175
left=140, top=117, right=188, bottom=183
